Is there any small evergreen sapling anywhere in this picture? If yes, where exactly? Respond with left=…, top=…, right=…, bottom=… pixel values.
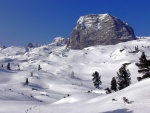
left=70, top=71, right=75, bottom=78
left=38, top=65, right=42, bottom=71
left=134, top=45, right=139, bottom=53
left=25, top=78, right=29, bottom=85
left=7, top=63, right=11, bottom=70
left=111, top=77, right=117, bottom=91
left=31, top=72, right=33, bottom=77
left=105, top=87, right=112, bottom=94
left=137, top=77, right=142, bottom=81
left=17, top=65, right=20, bottom=70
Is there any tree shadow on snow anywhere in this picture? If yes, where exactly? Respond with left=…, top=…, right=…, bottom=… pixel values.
left=102, top=109, right=133, bottom=113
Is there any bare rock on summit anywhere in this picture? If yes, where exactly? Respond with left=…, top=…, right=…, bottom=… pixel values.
left=68, top=13, right=136, bottom=49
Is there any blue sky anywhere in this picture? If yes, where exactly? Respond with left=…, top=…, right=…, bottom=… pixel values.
left=0, top=0, right=150, bottom=46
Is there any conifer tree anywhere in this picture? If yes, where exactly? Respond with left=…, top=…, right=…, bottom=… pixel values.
left=7, top=63, right=11, bottom=70
left=70, top=71, right=75, bottom=78
left=117, top=64, right=131, bottom=90
left=38, top=65, right=41, bottom=71
left=134, top=45, right=139, bottom=52
left=111, top=77, right=117, bottom=91
left=92, top=71, right=101, bottom=89
left=136, top=52, right=150, bottom=79
left=25, top=78, right=29, bottom=85
left=17, top=65, right=20, bottom=70
left=31, top=72, right=33, bottom=77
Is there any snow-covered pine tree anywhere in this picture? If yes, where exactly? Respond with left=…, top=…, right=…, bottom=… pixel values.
left=92, top=71, right=101, bottom=89
left=111, top=77, right=117, bottom=91
left=117, top=64, right=131, bottom=90
left=136, top=52, right=150, bottom=79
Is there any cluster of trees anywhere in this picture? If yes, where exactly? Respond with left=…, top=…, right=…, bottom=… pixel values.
left=108, top=63, right=131, bottom=93
left=134, top=45, right=139, bottom=52
left=129, top=45, right=139, bottom=53
left=25, top=65, right=42, bottom=85
left=2, top=63, right=12, bottom=70
left=92, top=63, right=131, bottom=93
left=1, top=63, right=42, bottom=71
left=92, top=51, right=150, bottom=93
left=1, top=63, right=20, bottom=70
left=1, top=63, right=42, bottom=85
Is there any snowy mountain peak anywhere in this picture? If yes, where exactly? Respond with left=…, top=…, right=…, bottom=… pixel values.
left=51, top=37, right=68, bottom=46
left=77, top=13, right=110, bottom=25
left=69, top=13, right=136, bottom=49
left=27, top=42, right=41, bottom=48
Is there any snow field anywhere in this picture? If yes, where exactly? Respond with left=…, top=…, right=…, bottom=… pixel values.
left=0, top=38, right=150, bottom=113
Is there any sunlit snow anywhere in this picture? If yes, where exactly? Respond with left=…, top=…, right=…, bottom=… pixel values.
left=0, top=38, right=150, bottom=113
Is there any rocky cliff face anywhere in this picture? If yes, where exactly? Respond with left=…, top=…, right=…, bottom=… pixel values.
left=68, top=14, right=136, bottom=49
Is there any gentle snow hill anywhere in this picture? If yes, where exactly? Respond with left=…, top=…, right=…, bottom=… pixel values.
left=28, top=79, right=150, bottom=113
left=0, top=38, right=150, bottom=113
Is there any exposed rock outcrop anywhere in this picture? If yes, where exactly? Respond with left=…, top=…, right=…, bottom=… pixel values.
left=68, top=13, right=136, bottom=49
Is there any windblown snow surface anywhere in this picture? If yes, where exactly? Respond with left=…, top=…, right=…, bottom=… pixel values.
left=0, top=38, right=150, bottom=113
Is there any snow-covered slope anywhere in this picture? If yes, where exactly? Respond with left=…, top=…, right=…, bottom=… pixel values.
left=0, top=38, right=150, bottom=113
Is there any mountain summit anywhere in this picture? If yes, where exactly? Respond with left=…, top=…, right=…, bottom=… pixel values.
left=51, top=37, right=68, bottom=46
left=68, top=13, right=136, bottom=49
left=27, top=42, right=41, bottom=48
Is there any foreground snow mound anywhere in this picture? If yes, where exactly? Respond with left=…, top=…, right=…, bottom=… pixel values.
left=30, top=79, right=150, bottom=113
